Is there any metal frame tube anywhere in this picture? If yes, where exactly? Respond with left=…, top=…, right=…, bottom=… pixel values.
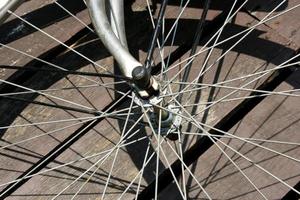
left=108, top=0, right=128, bottom=48
left=86, top=0, right=142, bottom=78
left=0, top=0, right=143, bottom=79
left=0, top=0, right=24, bottom=25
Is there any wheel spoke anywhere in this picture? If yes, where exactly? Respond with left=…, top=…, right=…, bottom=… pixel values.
left=0, top=0, right=299, bottom=198
left=162, top=1, right=299, bottom=77
left=0, top=42, right=128, bottom=95
left=101, top=98, right=135, bottom=199
left=0, top=78, right=97, bottom=111
left=182, top=131, right=300, bottom=146
left=52, top=109, right=146, bottom=199
left=54, top=1, right=95, bottom=33
left=162, top=79, right=300, bottom=99
left=7, top=10, right=110, bottom=73
left=217, top=137, right=300, bottom=195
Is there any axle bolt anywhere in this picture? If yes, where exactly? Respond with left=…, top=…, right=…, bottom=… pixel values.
left=132, top=66, right=159, bottom=99
left=132, top=66, right=151, bottom=90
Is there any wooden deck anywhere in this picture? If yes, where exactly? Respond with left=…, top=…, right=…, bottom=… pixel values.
left=0, top=0, right=299, bottom=199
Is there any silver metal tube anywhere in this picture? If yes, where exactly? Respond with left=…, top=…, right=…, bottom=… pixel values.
left=108, top=0, right=128, bottom=48
left=0, top=0, right=24, bottom=25
left=86, top=0, right=142, bottom=78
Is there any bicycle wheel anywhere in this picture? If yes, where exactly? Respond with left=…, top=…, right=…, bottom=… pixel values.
left=0, top=0, right=299, bottom=199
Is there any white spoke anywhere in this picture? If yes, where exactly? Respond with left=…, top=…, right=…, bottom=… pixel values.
left=207, top=137, right=267, bottom=199
left=162, top=0, right=290, bottom=97
left=145, top=0, right=168, bottom=81
left=134, top=142, right=151, bottom=199
left=176, top=100, right=267, bottom=198
left=8, top=10, right=110, bottom=73
left=66, top=107, right=147, bottom=199
left=0, top=81, right=125, bottom=97
left=185, top=55, right=299, bottom=119
left=192, top=0, right=288, bottom=80
left=0, top=91, right=130, bottom=198
left=1, top=118, right=93, bottom=150
left=177, top=130, right=187, bottom=199
left=197, top=120, right=300, bottom=163
left=173, top=98, right=298, bottom=198
left=182, top=132, right=300, bottom=146
left=159, top=0, right=192, bottom=49
left=139, top=106, right=161, bottom=200
left=118, top=141, right=164, bottom=200
left=141, top=103, right=211, bottom=199
left=171, top=88, right=300, bottom=108
left=162, top=80, right=300, bottom=98
left=172, top=60, right=299, bottom=109
left=52, top=147, right=115, bottom=199
left=68, top=107, right=146, bottom=199
left=161, top=0, right=252, bottom=102
left=0, top=42, right=127, bottom=95
left=158, top=140, right=186, bottom=199
left=155, top=103, right=164, bottom=200
left=0, top=107, right=138, bottom=150
left=164, top=0, right=185, bottom=71
left=141, top=107, right=187, bottom=200
left=118, top=122, right=189, bottom=199
left=195, top=61, right=299, bottom=91
left=161, top=0, right=249, bottom=76
left=0, top=134, right=149, bottom=188
left=54, top=1, right=95, bottom=33
left=162, top=0, right=299, bottom=76
left=101, top=98, right=135, bottom=199
left=195, top=0, right=240, bottom=87
left=151, top=100, right=300, bottom=165
left=52, top=113, right=144, bottom=199
left=0, top=104, right=138, bottom=130
left=217, top=137, right=300, bottom=195
left=0, top=78, right=99, bottom=111
left=161, top=1, right=300, bottom=113
left=163, top=138, right=212, bottom=199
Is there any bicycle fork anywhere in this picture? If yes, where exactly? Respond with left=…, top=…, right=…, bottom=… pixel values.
left=86, top=0, right=159, bottom=99
left=86, top=0, right=182, bottom=138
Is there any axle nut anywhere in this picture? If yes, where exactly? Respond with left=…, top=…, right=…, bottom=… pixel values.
left=132, top=66, right=151, bottom=90
left=132, top=66, right=159, bottom=99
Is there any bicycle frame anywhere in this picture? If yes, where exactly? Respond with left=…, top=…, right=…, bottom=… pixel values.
left=0, top=0, right=158, bottom=97
left=86, top=0, right=143, bottom=78
left=0, top=0, right=142, bottom=79
left=0, top=0, right=24, bottom=24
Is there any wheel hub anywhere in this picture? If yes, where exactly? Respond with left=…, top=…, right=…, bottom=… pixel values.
left=131, top=66, right=182, bottom=138
left=150, top=104, right=182, bottom=137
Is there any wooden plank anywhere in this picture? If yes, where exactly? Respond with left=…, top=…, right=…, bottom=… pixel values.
left=245, top=0, right=300, bottom=47
left=0, top=0, right=299, bottom=199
